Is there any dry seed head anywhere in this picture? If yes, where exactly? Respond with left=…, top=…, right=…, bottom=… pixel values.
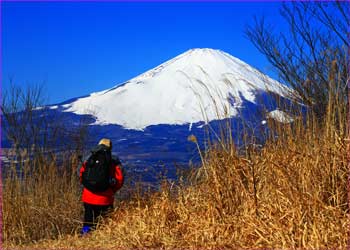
left=187, top=134, right=198, bottom=144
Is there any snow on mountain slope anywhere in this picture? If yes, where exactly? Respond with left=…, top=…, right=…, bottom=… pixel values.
left=59, top=48, right=292, bottom=130
left=267, top=109, right=294, bottom=123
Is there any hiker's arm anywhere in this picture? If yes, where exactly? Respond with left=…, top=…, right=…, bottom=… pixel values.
left=111, top=165, right=124, bottom=192
left=79, top=162, right=87, bottom=184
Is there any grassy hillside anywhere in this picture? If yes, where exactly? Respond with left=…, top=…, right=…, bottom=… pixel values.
left=3, top=103, right=349, bottom=249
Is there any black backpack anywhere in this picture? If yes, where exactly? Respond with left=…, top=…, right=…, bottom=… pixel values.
left=81, top=145, right=111, bottom=192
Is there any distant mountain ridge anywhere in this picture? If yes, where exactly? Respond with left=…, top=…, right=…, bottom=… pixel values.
left=51, top=48, right=292, bottom=130
left=2, top=48, right=299, bottom=183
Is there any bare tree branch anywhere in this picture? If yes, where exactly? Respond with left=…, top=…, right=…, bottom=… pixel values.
left=245, top=1, right=349, bottom=125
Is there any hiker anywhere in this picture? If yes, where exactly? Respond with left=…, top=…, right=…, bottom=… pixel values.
left=79, top=138, right=124, bottom=235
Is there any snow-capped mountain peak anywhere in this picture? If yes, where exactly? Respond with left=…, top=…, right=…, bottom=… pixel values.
left=60, top=48, right=291, bottom=130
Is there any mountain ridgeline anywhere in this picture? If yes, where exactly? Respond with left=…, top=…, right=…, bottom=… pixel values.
left=2, top=48, right=299, bottom=182
left=55, top=48, right=293, bottom=130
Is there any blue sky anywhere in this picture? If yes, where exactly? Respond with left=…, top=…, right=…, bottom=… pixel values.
left=2, top=1, right=286, bottom=105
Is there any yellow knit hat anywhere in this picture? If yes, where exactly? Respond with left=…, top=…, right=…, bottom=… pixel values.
left=98, top=138, right=112, bottom=149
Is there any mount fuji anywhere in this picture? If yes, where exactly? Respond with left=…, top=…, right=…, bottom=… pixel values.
left=54, top=48, right=292, bottom=130
left=2, top=48, right=297, bottom=182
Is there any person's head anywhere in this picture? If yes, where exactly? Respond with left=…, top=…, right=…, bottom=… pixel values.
left=98, top=138, right=112, bottom=150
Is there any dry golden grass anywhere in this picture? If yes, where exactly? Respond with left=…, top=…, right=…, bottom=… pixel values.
left=3, top=153, right=83, bottom=246
left=3, top=67, right=349, bottom=248
left=5, top=111, right=347, bottom=249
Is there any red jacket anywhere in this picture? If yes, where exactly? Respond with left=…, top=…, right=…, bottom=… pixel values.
left=79, top=158, right=124, bottom=205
